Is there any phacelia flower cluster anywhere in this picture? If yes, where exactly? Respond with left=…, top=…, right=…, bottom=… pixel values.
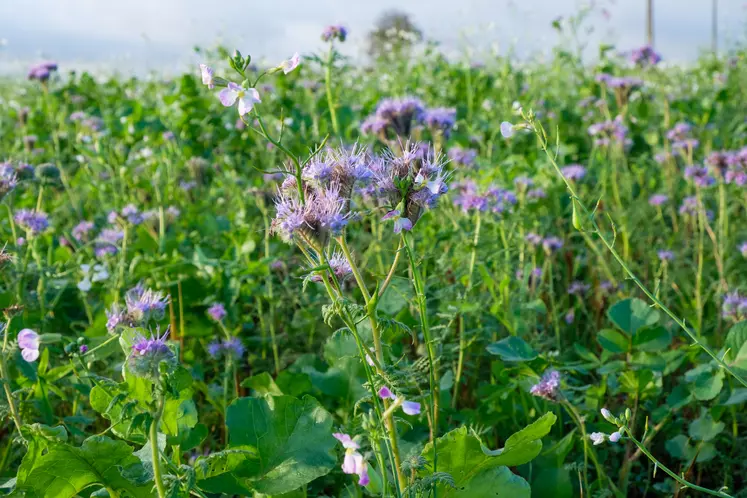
left=207, top=337, right=245, bottom=360
left=322, top=25, right=348, bottom=43
left=706, top=148, right=747, bottom=185
left=14, top=209, right=49, bottom=234
left=684, top=166, right=715, bottom=188
left=28, top=61, right=58, bottom=81
left=106, top=283, right=169, bottom=332
left=722, top=291, right=747, bottom=322
left=667, top=122, right=699, bottom=152
left=629, top=45, right=661, bottom=66
left=588, top=116, right=630, bottom=147
left=207, top=303, right=227, bottom=322
left=530, top=369, right=561, bottom=401
left=361, top=97, right=457, bottom=140
left=447, top=146, right=477, bottom=168
left=129, top=328, right=176, bottom=379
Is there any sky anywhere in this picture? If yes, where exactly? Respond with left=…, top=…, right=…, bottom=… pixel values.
left=0, top=0, right=745, bottom=75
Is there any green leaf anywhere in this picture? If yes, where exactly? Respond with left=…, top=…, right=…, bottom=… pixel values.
left=221, top=395, right=336, bottom=495
left=14, top=435, right=152, bottom=497
left=419, top=413, right=555, bottom=496
left=721, top=388, right=747, bottom=406
left=688, top=368, right=724, bottom=401
left=486, top=337, right=538, bottom=362
left=725, top=321, right=747, bottom=362
left=689, top=412, right=724, bottom=442
left=452, top=466, right=530, bottom=498
left=531, top=466, right=573, bottom=498
left=632, top=326, right=671, bottom=352
left=607, top=298, right=660, bottom=336
left=275, top=371, right=313, bottom=398
left=597, top=328, right=629, bottom=353
left=241, top=372, right=283, bottom=396
left=89, top=380, right=148, bottom=444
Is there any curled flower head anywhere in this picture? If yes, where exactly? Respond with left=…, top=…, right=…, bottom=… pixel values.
left=530, top=369, right=560, bottom=401
left=722, top=291, right=747, bottom=322
left=630, top=45, right=661, bottom=66
left=72, top=220, right=95, bottom=241
left=18, top=328, right=40, bottom=362
left=128, top=328, right=176, bottom=379
left=14, top=209, right=49, bottom=234
left=422, top=107, right=457, bottom=137
left=218, top=82, right=261, bottom=116
left=28, top=61, right=58, bottom=81
left=361, top=96, right=425, bottom=138
left=684, top=166, right=715, bottom=188
left=657, top=250, right=674, bottom=262
left=588, top=116, right=630, bottom=147
left=125, top=284, right=169, bottom=325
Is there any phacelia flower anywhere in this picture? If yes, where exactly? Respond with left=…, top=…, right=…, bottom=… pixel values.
left=530, top=369, right=560, bottom=401
left=14, top=209, right=49, bottom=234
left=448, top=147, right=477, bottom=168
left=200, top=64, right=215, bottom=89
left=0, top=165, right=17, bottom=199
left=722, top=291, right=747, bottom=322
left=72, top=220, right=95, bottom=241
left=667, top=122, right=699, bottom=152
left=657, top=250, right=674, bottom=261
left=739, top=242, right=747, bottom=258
left=684, top=166, right=715, bottom=188
left=322, top=25, right=348, bottom=43
left=219, top=83, right=261, bottom=116
left=648, top=194, right=668, bottom=207
left=125, top=284, right=169, bottom=324
left=361, top=97, right=425, bottom=138
left=207, top=303, right=227, bottom=322
left=307, top=251, right=353, bottom=283
left=128, top=328, right=176, bottom=379
left=28, top=61, right=58, bottom=81
left=630, top=45, right=661, bottom=66
left=561, top=164, right=586, bottom=181
left=333, top=433, right=369, bottom=486
left=564, top=310, right=575, bottom=324
left=422, top=107, right=457, bottom=137
left=378, top=386, right=421, bottom=415
left=588, top=116, right=630, bottom=147
left=18, top=328, right=40, bottom=362
left=568, top=281, right=590, bottom=296
left=542, top=237, right=564, bottom=253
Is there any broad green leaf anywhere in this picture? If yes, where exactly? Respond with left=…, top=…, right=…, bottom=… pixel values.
left=721, top=388, right=747, bottom=406
left=13, top=435, right=152, bottom=497
left=275, top=371, right=313, bottom=398
left=688, top=412, right=724, bottom=442
left=89, top=380, right=148, bottom=444
left=222, top=395, right=336, bottom=495
left=607, top=298, right=659, bottom=336
left=486, top=336, right=538, bottom=362
left=242, top=372, right=283, bottom=396
left=688, top=368, right=724, bottom=401
left=632, top=326, right=671, bottom=352
left=194, top=448, right=259, bottom=496
left=597, top=328, right=629, bottom=353
left=419, top=413, right=555, bottom=496
left=725, top=321, right=747, bottom=362
left=452, top=466, right=530, bottom=498
left=531, top=466, right=573, bottom=498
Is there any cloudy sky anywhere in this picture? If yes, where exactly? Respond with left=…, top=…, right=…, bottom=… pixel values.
left=0, top=0, right=745, bottom=75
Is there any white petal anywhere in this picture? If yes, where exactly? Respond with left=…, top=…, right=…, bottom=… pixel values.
left=22, top=348, right=40, bottom=362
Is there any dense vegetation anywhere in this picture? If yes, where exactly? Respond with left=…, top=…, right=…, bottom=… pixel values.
left=0, top=18, right=745, bottom=498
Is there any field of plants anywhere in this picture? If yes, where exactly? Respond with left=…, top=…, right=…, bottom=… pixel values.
left=0, top=18, right=745, bottom=498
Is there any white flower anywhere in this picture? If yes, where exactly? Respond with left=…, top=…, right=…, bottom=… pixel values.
left=92, top=264, right=109, bottom=282
left=500, top=121, right=514, bottom=138
left=200, top=64, right=215, bottom=89
left=77, top=278, right=92, bottom=292
left=609, top=431, right=622, bottom=443
left=218, top=83, right=261, bottom=116
left=600, top=408, right=613, bottom=421
left=589, top=432, right=606, bottom=445
left=278, top=53, right=301, bottom=74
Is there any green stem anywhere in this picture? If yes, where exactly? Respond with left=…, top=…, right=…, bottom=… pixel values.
left=324, top=44, right=340, bottom=136
left=0, top=318, right=23, bottom=435
left=150, top=390, right=167, bottom=498
left=452, top=212, right=480, bottom=408
left=622, top=428, right=732, bottom=497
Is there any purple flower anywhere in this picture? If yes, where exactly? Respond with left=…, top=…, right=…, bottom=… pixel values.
left=525, top=232, right=542, bottom=247
left=513, top=176, right=533, bottom=189
left=568, top=281, right=590, bottom=296
left=668, top=122, right=699, bottom=152
left=18, top=329, right=40, bottom=362
left=722, top=291, right=747, bottom=322
left=307, top=252, right=353, bottom=283
left=648, top=194, right=668, bottom=207
left=740, top=242, right=747, bottom=258
left=530, top=369, right=560, bottom=401
left=333, top=433, right=369, bottom=486
left=27, top=61, right=58, bottom=81
left=526, top=188, right=546, bottom=201
left=361, top=97, right=425, bottom=138
left=121, top=204, right=144, bottom=224
left=322, top=25, right=348, bottom=42
left=278, top=53, right=301, bottom=74
left=207, top=303, right=227, bottom=322
left=218, top=83, right=261, bottom=116
left=678, top=196, right=699, bottom=216
left=125, top=284, right=169, bottom=324
left=422, top=107, right=457, bottom=136
left=564, top=310, right=575, bottom=324
left=129, top=328, right=176, bottom=378
left=630, top=45, right=661, bottom=66
left=657, top=250, right=674, bottom=261
left=72, top=221, right=95, bottom=241
left=684, top=166, right=715, bottom=188
left=222, top=337, right=245, bottom=359
left=447, top=146, right=477, bottom=167
left=561, top=164, right=586, bottom=181
left=207, top=340, right=223, bottom=359
left=588, top=116, right=630, bottom=147
left=378, top=385, right=421, bottom=415
left=14, top=209, right=49, bottom=234
left=79, top=344, right=88, bottom=354
left=543, top=237, right=564, bottom=253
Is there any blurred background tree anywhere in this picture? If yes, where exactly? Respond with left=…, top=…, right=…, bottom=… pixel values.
left=367, top=10, right=423, bottom=59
